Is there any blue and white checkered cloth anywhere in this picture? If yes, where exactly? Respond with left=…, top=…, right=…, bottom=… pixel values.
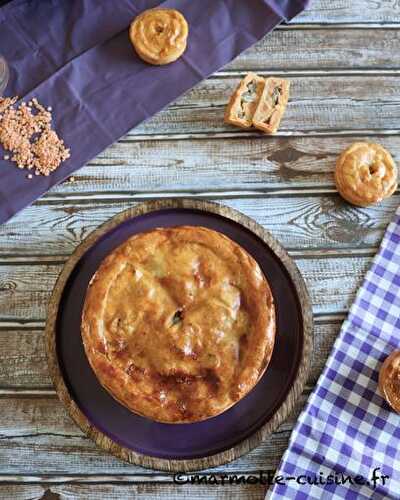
left=267, top=206, right=400, bottom=499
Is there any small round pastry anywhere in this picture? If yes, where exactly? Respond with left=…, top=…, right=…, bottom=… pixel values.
left=129, top=8, right=189, bottom=65
left=335, top=142, right=398, bottom=207
left=379, top=350, right=400, bottom=414
left=82, top=226, right=275, bottom=424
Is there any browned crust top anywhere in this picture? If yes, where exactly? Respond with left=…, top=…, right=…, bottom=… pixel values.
left=129, top=8, right=188, bottom=65
left=379, top=350, right=400, bottom=414
left=81, top=225, right=275, bottom=423
left=335, top=142, right=398, bottom=207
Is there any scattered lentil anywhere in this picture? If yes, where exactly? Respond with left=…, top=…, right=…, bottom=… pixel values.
left=0, top=97, right=17, bottom=114
left=0, top=96, right=70, bottom=177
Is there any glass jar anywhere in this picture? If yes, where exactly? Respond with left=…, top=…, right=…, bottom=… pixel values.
left=0, top=55, right=9, bottom=95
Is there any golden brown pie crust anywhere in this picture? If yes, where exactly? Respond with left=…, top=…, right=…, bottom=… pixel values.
left=81, top=226, right=275, bottom=423
left=335, top=142, right=398, bottom=207
left=379, top=350, right=400, bottom=414
left=129, top=8, right=189, bottom=65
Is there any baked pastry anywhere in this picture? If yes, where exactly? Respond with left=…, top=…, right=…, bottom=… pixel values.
left=252, top=77, right=290, bottom=134
left=82, top=226, right=275, bottom=424
left=224, top=73, right=265, bottom=128
left=335, top=142, right=398, bottom=207
left=129, top=8, right=189, bottom=65
left=379, top=350, right=400, bottom=414
left=224, top=74, right=290, bottom=133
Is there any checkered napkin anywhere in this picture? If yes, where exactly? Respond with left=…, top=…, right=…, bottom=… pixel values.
left=267, top=206, right=400, bottom=500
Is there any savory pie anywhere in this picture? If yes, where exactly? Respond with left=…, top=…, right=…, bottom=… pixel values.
left=81, top=226, right=275, bottom=423
left=224, top=73, right=290, bottom=134
left=129, top=8, right=189, bottom=65
left=335, top=142, right=398, bottom=207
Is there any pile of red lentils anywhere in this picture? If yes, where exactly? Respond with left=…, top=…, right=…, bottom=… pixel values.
left=0, top=96, right=70, bottom=179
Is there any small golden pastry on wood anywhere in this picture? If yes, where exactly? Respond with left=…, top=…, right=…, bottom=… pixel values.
left=335, top=142, right=398, bottom=207
left=252, top=77, right=290, bottom=134
left=81, top=226, right=276, bottom=424
left=379, top=350, right=400, bottom=414
left=129, top=8, right=189, bottom=65
left=224, top=72, right=265, bottom=129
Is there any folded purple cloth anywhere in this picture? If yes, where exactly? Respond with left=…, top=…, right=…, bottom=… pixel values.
left=0, top=0, right=308, bottom=223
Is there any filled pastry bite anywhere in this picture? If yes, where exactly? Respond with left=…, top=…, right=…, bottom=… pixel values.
left=252, top=77, right=290, bottom=134
left=129, top=8, right=189, bottom=65
left=225, top=73, right=290, bottom=134
left=335, top=142, right=398, bottom=207
left=224, top=72, right=265, bottom=129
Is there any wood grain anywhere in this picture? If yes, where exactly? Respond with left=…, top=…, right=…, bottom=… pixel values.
left=2, top=195, right=396, bottom=256
left=295, top=0, right=400, bottom=24
left=227, top=28, right=400, bottom=71
left=120, top=75, right=400, bottom=137
left=0, top=328, right=48, bottom=388
left=44, top=135, right=400, bottom=195
left=0, top=484, right=265, bottom=500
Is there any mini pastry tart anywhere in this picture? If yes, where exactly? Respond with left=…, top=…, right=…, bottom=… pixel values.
left=335, top=142, right=398, bottom=207
left=224, top=73, right=265, bottom=129
left=379, top=350, right=400, bottom=414
left=129, top=8, right=189, bottom=65
left=252, top=77, right=290, bottom=134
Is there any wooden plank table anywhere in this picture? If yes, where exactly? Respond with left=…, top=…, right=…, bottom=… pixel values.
left=0, top=1, right=399, bottom=498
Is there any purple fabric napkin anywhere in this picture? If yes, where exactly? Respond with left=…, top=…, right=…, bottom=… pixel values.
left=267, top=207, right=400, bottom=499
left=0, top=0, right=308, bottom=223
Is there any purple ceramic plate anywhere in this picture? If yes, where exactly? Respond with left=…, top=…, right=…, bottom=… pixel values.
left=48, top=200, right=313, bottom=469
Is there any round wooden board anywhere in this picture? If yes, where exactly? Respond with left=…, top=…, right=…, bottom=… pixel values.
left=45, top=199, right=313, bottom=472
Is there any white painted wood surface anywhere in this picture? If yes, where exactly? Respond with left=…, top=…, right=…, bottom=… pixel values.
left=0, top=1, right=399, bottom=498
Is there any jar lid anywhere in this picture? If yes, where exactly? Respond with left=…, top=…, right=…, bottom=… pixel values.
left=0, top=56, right=9, bottom=95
